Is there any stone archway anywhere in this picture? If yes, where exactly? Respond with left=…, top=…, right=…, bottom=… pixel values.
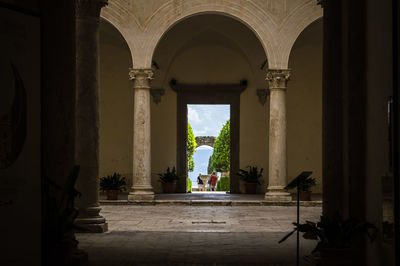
left=102, top=0, right=322, bottom=69
left=99, top=1, right=323, bottom=199
left=195, top=136, right=216, bottom=148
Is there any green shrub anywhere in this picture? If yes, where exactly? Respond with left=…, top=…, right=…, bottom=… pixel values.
left=298, top=177, right=316, bottom=192
left=216, top=176, right=230, bottom=191
left=187, top=178, right=192, bottom=192
left=100, top=172, right=126, bottom=191
left=237, top=166, right=263, bottom=184
left=158, top=166, right=180, bottom=183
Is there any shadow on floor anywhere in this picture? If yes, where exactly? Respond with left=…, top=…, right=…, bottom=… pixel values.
left=78, top=231, right=316, bottom=266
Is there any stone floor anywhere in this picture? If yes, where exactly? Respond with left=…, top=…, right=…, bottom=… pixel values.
left=77, top=205, right=322, bottom=266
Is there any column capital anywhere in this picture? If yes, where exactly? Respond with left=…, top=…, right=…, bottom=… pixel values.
left=76, top=0, right=108, bottom=18
left=266, top=69, right=291, bottom=90
left=129, top=68, right=154, bottom=89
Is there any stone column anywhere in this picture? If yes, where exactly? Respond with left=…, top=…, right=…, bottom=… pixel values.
left=265, top=69, right=292, bottom=202
left=128, top=69, right=155, bottom=201
left=74, top=0, right=108, bottom=232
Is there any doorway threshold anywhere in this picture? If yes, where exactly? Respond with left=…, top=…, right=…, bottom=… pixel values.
left=99, top=192, right=322, bottom=207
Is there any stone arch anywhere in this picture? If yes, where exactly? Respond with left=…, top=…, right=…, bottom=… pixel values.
left=100, top=16, right=134, bottom=63
left=142, top=0, right=278, bottom=69
left=102, top=0, right=323, bottom=69
left=276, top=1, right=323, bottom=69
left=101, top=4, right=138, bottom=64
left=195, top=136, right=216, bottom=148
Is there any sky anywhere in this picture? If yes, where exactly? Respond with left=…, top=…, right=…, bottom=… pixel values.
left=188, top=146, right=213, bottom=188
left=187, top=104, right=230, bottom=136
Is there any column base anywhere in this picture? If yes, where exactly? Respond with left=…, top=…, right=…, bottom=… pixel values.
left=128, top=191, right=155, bottom=201
left=75, top=221, right=108, bottom=233
left=75, top=206, right=108, bottom=233
left=128, top=185, right=155, bottom=201
left=75, top=217, right=108, bottom=233
left=264, top=191, right=292, bottom=202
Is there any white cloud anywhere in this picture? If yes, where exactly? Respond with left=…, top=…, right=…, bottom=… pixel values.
left=188, top=106, right=202, bottom=124
left=188, top=104, right=230, bottom=136
left=193, top=126, right=209, bottom=135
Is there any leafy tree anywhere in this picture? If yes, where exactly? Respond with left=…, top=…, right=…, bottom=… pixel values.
left=207, top=156, right=214, bottom=174
left=187, top=123, right=197, bottom=171
left=216, top=176, right=230, bottom=191
left=209, top=120, right=230, bottom=173
left=187, top=178, right=192, bottom=192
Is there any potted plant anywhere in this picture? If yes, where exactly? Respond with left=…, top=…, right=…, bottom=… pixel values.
left=279, top=213, right=377, bottom=265
left=158, top=166, right=180, bottom=193
left=100, top=172, right=126, bottom=200
left=298, top=176, right=316, bottom=201
left=237, top=166, right=263, bottom=194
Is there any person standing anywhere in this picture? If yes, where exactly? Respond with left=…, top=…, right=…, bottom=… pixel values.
left=209, top=172, right=218, bottom=191
left=197, top=173, right=203, bottom=184
left=197, top=173, right=204, bottom=191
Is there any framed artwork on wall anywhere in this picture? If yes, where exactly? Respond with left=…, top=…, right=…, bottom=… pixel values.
left=0, top=4, right=41, bottom=264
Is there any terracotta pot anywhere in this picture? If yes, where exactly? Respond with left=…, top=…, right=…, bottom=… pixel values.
left=244, top=183, right=257, bottom=194
left=300, top=191, right=312, bottom=201
left=162, top=182, right=177, bottom=193
left=106, top=190, right=119, bottom=200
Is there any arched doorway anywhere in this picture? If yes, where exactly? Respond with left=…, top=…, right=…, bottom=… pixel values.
left=151, top=14, right=268, bottom=193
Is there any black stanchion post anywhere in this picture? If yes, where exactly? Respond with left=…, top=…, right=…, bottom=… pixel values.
left=284, top=171, right=313, bottom=266
left=297, top=180, right=300, bottom=266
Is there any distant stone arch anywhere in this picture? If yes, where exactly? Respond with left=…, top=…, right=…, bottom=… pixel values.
left=195, top=136, right=216, bottom=148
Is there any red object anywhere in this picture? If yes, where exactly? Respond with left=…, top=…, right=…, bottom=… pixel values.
left=209, top=174, right=218, bottom=186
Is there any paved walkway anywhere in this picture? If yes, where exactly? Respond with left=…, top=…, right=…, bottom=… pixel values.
left=77, top=205, right=322, bottom=265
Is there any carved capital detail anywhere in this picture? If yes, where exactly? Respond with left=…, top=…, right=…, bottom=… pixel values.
left=76, top=0, right=108, bottom=18
left=256, top=89, right=270, bottom=105
left=129, top=68, right=154, bottom=89
left=266, top=69, right=291, bottom=90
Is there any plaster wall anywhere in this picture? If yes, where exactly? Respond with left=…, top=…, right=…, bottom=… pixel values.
left=288, top=19, right=323, bottom=193
left=99, top=19, right=134, bottom=188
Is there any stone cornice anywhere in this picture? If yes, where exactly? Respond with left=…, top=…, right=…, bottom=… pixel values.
left=76, top=0, right=108, bottom=18
left=129, top=68, right=154, bottom=89
left=266, top=69, right=291, bottom=90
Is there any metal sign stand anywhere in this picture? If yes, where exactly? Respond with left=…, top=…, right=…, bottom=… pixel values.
left=285, top=171, right=313, bottom=266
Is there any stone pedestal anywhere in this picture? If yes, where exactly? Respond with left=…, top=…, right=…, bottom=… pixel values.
left=74, top=0, right=108, bottom=232
left=128, top=69, right=155, bottom=201
left=265, top=69, right=292, bottom=202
